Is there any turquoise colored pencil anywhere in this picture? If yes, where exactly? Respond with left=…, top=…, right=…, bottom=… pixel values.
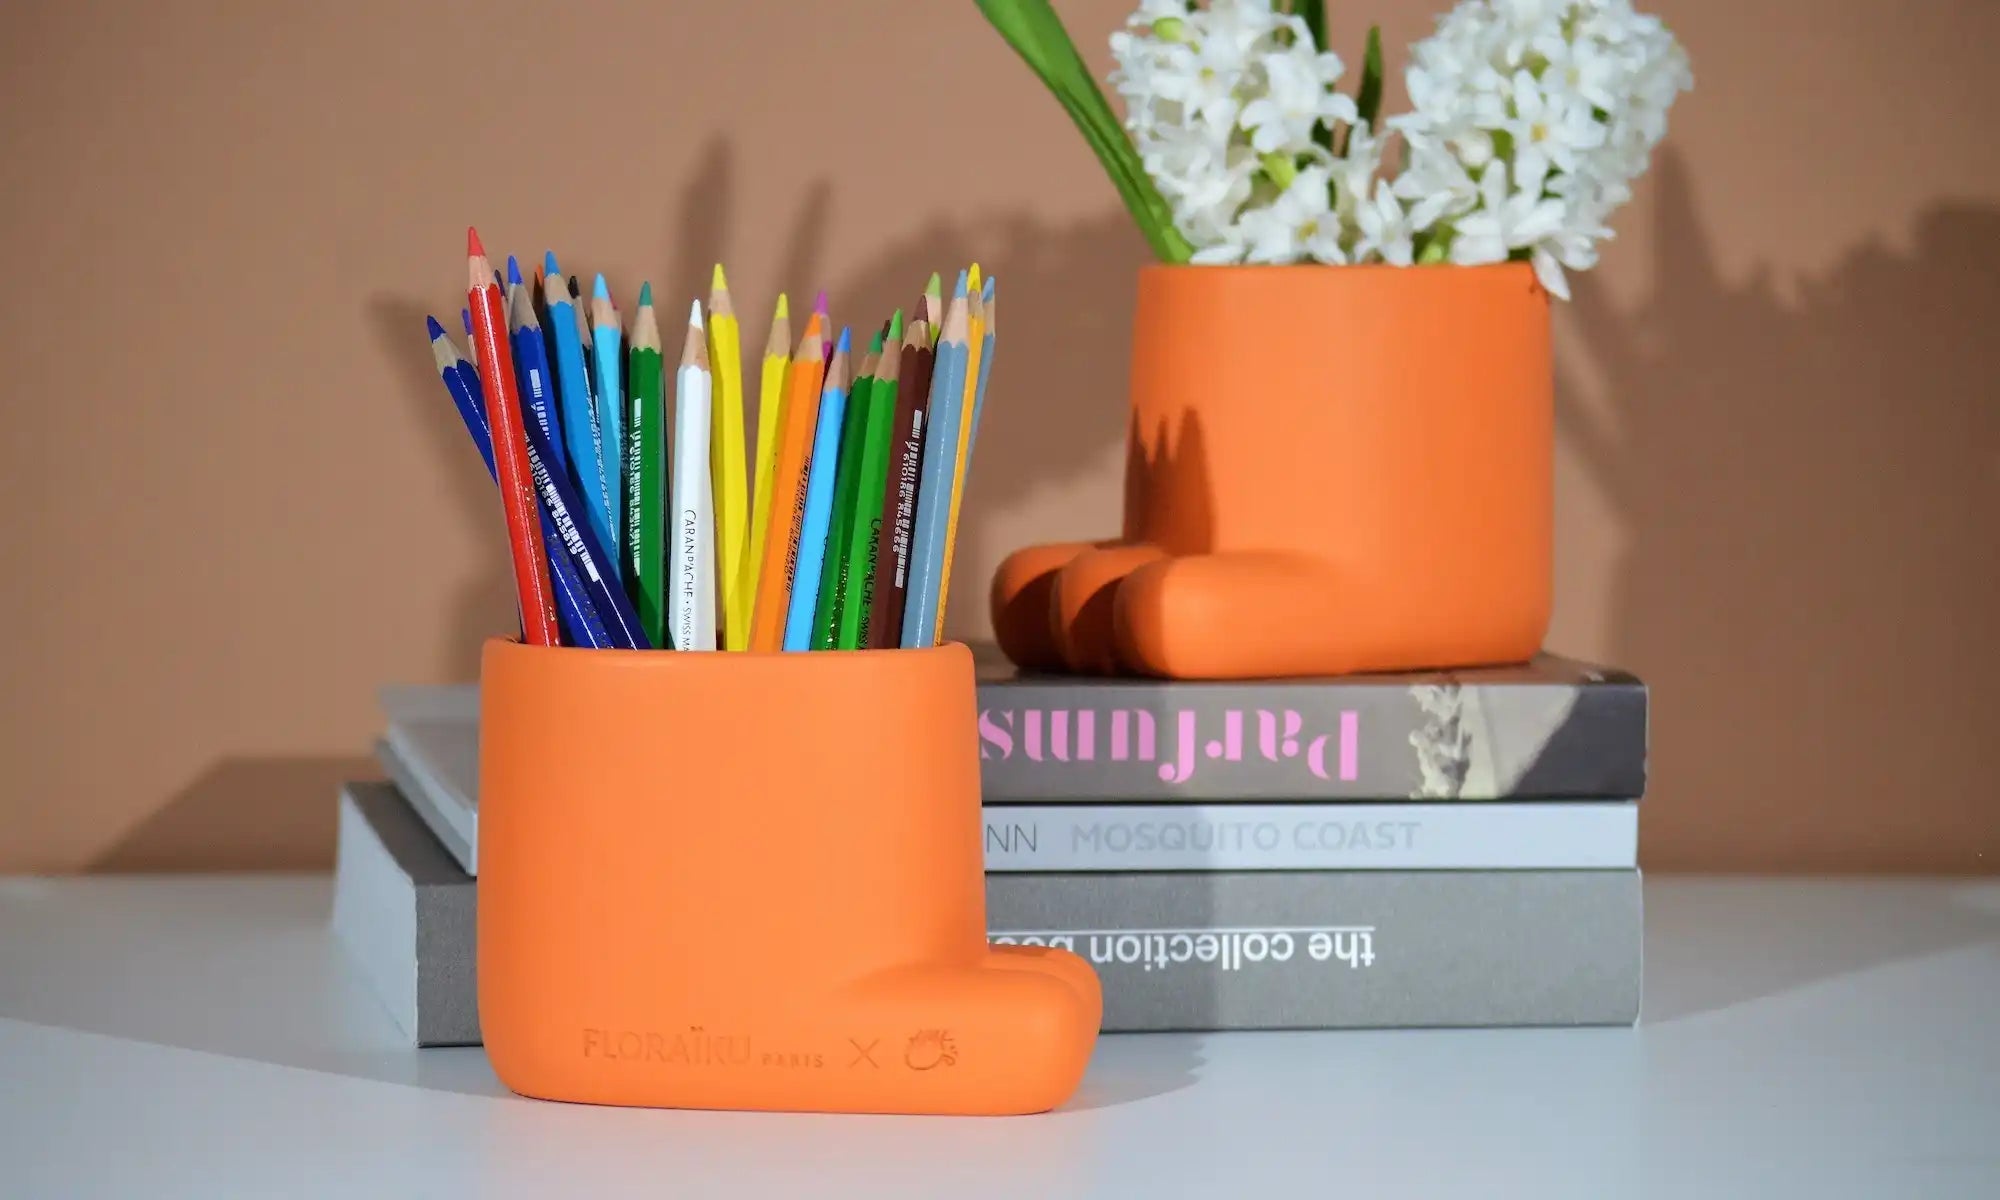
left=784, top=328, right=852, bottom=651
left=900, top=281, right=970, bottom=647
left=589, top=275, right=625, bottom=573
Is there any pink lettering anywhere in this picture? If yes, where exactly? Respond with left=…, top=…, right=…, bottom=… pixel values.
left=1024, top=710, right=1044, bottom=762
left=1051, top=711, right=1070, bottom=762
left=1339, top=710, right=1358, bottom=781
left=1204, top=710, right=1244, bottom=761
left=977, top=709, right=1014, bottom=760
left=1157, top=710, right=1197, bottom=784
left=1075, top=710, right=1095, bottom=761
left=1111, top=710, right=1156, bottom=762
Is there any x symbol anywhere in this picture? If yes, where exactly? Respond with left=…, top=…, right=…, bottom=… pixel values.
left=848, top=1038, right=879, bottom=1068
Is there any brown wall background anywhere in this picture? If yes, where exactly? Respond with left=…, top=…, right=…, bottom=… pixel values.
left=2, top=0, right=1994, bottom=873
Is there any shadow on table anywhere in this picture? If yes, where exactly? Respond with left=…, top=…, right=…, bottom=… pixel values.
left=1641, top=877, right=2000, bottom=1023
left=0, top=874, right=508, bottom=1099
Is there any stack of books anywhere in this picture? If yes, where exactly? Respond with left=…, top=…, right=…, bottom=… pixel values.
left=331, top=648, right=1647, bottom=1045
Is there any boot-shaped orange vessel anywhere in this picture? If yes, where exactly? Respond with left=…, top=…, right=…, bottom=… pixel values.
left=477, top=639, right=1100, bottom=1115
left=992, top=263, right=1552, bottom=679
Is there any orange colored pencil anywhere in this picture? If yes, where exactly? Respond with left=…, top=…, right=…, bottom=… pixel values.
left=747, top=315, right=828, bottom=650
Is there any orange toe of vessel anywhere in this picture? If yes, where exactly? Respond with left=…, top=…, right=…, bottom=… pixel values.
left=1049, top=543, right=1167, bottom=675
left=990, top=540, right=1102, bottom=672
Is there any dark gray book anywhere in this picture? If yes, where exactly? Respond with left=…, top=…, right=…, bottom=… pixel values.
left=974, top=648, right=1647, bottom=801
left=331, top=781, right=1639, bottom=1042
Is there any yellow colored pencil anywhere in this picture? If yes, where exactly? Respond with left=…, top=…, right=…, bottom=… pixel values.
left=745, top=294, right=792, bottom=627
left=707, top=265, right=750, bottom=650
left=933, top=263, right=987, bottom=638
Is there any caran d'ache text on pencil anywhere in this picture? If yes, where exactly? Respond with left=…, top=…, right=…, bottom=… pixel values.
left=890, top=410, right=924, bottom=583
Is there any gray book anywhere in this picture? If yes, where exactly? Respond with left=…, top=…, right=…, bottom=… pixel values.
left=331, top=781, right=1639, bottom=1042
left=988, top=869, right=1641, bottom=1030
left=973, top=648, right=1648, bottom=801
left=330, top=782, right=481, bottom=1045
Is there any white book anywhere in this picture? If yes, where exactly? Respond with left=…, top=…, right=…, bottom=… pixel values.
left=981, top=802, right=1635, bottom=871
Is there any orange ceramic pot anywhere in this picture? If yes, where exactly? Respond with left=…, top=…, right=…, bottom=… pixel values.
left=992, top=263, right=1552, bottom=679
left=476, top=639, right=1100, bottom=1115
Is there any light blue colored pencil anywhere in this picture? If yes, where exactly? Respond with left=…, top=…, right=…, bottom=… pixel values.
left=899, top=283, right=971, bottom=648
left=782, top=327, right=853, bottom=650
left=541, top=252, right=608, bottom=553
left=589, top=275, right=625, bottom=572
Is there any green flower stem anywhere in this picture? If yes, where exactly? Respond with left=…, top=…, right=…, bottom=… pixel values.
left=976, top=0, right=1194, bottom=262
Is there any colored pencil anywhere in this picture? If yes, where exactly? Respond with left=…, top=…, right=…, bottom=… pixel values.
left=671, top=301, right=717, bottom=651
left=922, top=272, right=943, bottom=346
left=430, top=316, right=613, bottom=649
left=810, top=325, right=882, bottom=650
left=507, top=260, right=566, bottom=483
left=785, top=328, right=853, bottom=651
left=543, top=253, right=602, bottom=533
left=624, top=283, right=667, bottom=648
left=814, top=290, right=834, bottom=372
left=867, top=308, right=936, bottom=649
left=707, top=266, right=751, bottom=651
left=933, top=264, right=987, bottom=639
left=899, top=281, right=970, bottom=647
left=745, top=293, right=790, bottom=629
left=747, top=316, right=826, bottom=651
left=589, top=275, right=625, bottom=573
left=569, top=276, right=609, bottom=522
left=970, top=274, right=996, bottom=455
left=834, top=318, right=906, bottom=650
left=466, top=228, right=560, bottom=646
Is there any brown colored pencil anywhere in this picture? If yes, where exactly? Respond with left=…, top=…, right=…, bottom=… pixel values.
left=867, top=314, right=937, bottom=648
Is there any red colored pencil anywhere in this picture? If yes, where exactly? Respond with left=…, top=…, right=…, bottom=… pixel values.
left=466, top=227, right=560, bottom=645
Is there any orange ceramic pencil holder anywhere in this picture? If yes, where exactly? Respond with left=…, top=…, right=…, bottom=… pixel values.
left=476, top=638, right=1100, bottom=1116
left=992, top=262, right=1552, bottom=680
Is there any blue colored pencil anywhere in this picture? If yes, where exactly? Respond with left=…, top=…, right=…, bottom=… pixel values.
left=589, top=275, right=625, bottom=573
left=542, top=252, right=603, bottom=537
left=782, top=327, right=852, bottom=650
left=428, top=316, right=612, bottom=649
left=900, top=282, right=971, bottom=647
left=506, top=258, right=566, bottom=482
left=517, top=386, right=653, bottom=651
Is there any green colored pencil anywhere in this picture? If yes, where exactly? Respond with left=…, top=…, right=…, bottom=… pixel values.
left=835, top=314, right=908, bottom=649
left=921, top=272, right=943, bottom=347
left=624, top=282, right=668, bottom=647
left=811, top=325, right=887, bottom=649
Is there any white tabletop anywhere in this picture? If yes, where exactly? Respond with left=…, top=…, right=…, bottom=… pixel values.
left=2, top=874, right=1996, bottom=1199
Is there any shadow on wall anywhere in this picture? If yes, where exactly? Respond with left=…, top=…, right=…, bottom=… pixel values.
left=91, top=756, right=376, bottom=871
left=1562, top=151, right=2000, bottom=871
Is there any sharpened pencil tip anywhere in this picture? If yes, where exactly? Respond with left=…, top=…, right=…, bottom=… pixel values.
left=460, top=309, right=473, bottom=334
left=425, top=315, right=445, bottom=339
left=954, top=268, right=969, bottom=297
left=689, top=299, right=704, bottom=329
left=983, top=275, right=995, bottom=300
left=506, top=256, right=522, bottom=285
left=836, top=326, right=851, bottom=353
left=968, top=263, right=982, bottom=292
left=466, top=227, right=485, bottom=256
left=869, top=329, right=884, bottom=354
left=593, top=274, right=610, bottom=300
left=638, top=281, right=653, bottom=306
left=888, top=308, right=904, bottom=340
left=925, top=271, right=942, bottom=297
left=712, top=263, right=728, bottom=292
left=814, top=289, right=828, bottom=315
left=775, top=293, right=789, bottom=320
left=543, top=250, right=560, bottom=277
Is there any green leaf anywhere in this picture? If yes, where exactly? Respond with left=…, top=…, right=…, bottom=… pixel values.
left=975, top=0, right=1194, bottom=262
left=1294, top=0, right=1328, bottom=51
left=1355, top=25, right=1384, bottom=133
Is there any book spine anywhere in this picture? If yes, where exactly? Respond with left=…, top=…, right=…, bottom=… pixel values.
left=974, top=677, right=1646, bottom=801
left=979, top=803, right=1636, bottom=871
left=986, top=869, right=1643, bottom=1031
